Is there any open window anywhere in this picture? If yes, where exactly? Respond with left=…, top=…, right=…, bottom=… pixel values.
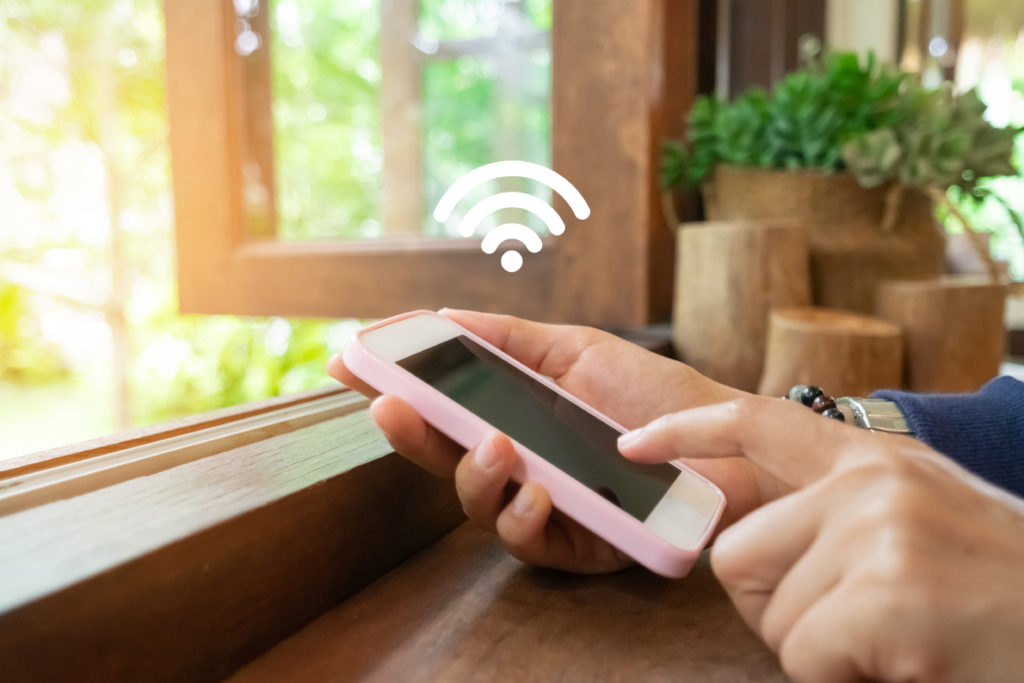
left=1, top=2, right=706, bottom=673
left=32, top=2, right=1024, bottom=679
left=165, top=0, right=699, bottom=326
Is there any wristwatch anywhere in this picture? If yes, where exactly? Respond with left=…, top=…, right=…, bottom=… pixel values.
left=836, top=397, right=914, bottom=435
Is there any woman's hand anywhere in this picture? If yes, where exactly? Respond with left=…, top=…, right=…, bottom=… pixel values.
left=620, top=396, right=1024, bottom=682
left=327, top=309, right=778, bottom=574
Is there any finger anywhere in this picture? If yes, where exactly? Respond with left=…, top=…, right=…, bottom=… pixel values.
left=711, top=480, right=830, bottom=633
left=757, top=531, right=845, bottom=652
left=495, top=481, right=555, bottom=565
left=494, top=484, right=630, bottom=574
left=455, top=432, right=517, bottom=532
left=439, top=308, right=593, bottom=380
left=619, top=396, right=852, bottom=488
left=758, top=472, right=912, bottom=652
left=440, top=309, right=744, bottom=429
left=370, top=395, right=463, bottom=478
left=326, top=353, right=379, bottom=398
left=776, top=583, right=866, bottom=683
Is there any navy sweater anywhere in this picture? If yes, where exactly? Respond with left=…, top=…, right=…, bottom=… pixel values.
left=873, top=376, right=1024, bottom=498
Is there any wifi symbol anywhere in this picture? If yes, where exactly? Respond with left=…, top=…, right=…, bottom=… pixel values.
left=433, top=160, right=591, bottom=273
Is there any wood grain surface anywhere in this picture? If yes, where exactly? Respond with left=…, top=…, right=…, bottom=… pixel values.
left=0, top=408, right=463, bottom=683
left=759, top=306, right=903, bottom=396
left=0, top=384, right=346, bottom=475
left=551, top=0, right=697, bottom=326
left=876, top=277, right=1008, bottom=393
left=232, top=523, right=784, bottom=682
left=673, top=220, right=811, bottom=392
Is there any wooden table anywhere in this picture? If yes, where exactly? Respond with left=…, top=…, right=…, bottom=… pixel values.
left=1, top=392, right=785, bottom=681
left=232, top=523, right=785, bottom=682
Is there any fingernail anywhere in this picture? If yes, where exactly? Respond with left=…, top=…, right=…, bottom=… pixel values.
left=474, top=434, right=501, bottom=470
left=512, top=485, right=535, bottom=516
left=618, top=429, right=645, bottom=448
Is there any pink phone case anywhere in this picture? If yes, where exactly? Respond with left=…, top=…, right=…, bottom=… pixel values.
left=343, top=310, right=725, bottom=578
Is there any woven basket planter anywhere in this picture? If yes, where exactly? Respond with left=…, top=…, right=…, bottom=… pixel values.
left=702, top=165, right=946, bottom=313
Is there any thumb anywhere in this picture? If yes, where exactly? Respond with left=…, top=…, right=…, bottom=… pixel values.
left=617, top=396, right=851, bottom=489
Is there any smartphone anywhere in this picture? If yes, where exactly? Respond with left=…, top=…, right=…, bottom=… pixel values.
left=343, top=310, right=726, bottom=578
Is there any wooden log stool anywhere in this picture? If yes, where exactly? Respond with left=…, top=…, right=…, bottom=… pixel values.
left=758, top=307, right=903, bottom=397
left=875, top=277, right=1008, bottom=393
left=673, top=220, right=811, bottom=392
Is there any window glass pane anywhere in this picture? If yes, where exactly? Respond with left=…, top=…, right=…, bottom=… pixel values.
left=240, top=0, right=552, bottom=241
left=952, top=0, right=1024, bottom=278
left=0, top=1, right=348, bottom=460
left=899, top=0, right=1024, bottom=277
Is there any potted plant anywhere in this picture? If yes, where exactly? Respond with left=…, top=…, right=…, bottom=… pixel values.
left=662, top=51, right=1022, bottom=313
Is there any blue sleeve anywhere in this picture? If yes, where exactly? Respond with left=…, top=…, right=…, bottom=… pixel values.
left=872, top=376, right=1024, bottom=498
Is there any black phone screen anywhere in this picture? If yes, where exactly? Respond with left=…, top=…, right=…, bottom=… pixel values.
left=397, top=335, right=679, bottom=521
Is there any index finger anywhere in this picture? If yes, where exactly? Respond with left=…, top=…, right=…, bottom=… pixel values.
left=326, top=352, right=379, bottom=397
left=619, top=396, right=853, bottom=488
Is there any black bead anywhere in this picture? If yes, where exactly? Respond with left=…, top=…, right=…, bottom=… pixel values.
left=822, top=407, right=845, bottom=422
left=812, top=395, right=837, bottom=414
left=798, top=385, right=824, bottom=407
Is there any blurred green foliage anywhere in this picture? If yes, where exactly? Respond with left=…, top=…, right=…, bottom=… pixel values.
left=269, top=0, right=382, bottom=240
left=0, top=0, right=552, bottom=450
left=130, top=313, right=343, bottom=420
left=0, top=282, right=69, bottom=384
left=662, top=52, right=1021, bottom=190
left=841, top=83, right=1019, bottom=191
left=270, top=0, right=551, bottom=240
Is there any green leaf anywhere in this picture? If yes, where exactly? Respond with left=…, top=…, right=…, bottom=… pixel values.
left=659, top=49, right=1022, bottom=193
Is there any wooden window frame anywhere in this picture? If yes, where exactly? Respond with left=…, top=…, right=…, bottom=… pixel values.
left=0, top=4, right=707, bottom=675
left=12, top=4, right=951, bottom=678
left=711, top=0, right=826, bottom=99
left=0, top=387, right=465, bottom=680
left=2, top=10, right=862, bottom=677
left=165, top=0, right=699, bottom=326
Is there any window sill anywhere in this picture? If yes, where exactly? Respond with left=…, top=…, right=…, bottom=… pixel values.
left=0, top=382, right=783, bottom=681
left=0, top=387, right=463, bottom=681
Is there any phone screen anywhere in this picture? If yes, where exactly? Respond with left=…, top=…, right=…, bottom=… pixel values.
left=397, top=335, right=680, bottom=521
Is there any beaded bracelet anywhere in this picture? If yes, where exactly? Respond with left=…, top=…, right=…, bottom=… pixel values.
left=783, top=384, right=846, bottom=422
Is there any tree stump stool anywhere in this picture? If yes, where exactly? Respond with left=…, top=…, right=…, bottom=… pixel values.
left=875, top=277, right=1008, bottom=393
left=758, top=307, right=903, bottom=397
left=673, top=220, right=810, bottom=392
